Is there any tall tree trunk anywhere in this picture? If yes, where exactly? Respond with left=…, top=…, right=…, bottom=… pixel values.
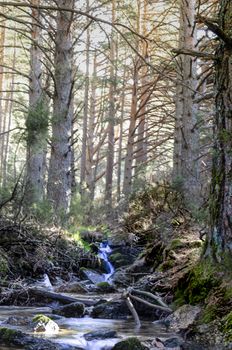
left=25, top=0, right=48, bottom=206
left=117, top=68, right=126, bottom=202
left=206, top=0, right=232, bottom=260
left=86, top=50, right=97, bottom=201
left=173, top=0, right=200, bottom=207
left=135, top=0, right=148, bottom=170
left=80, top=0, right=90, bottom=198
left=47, top=0, right=74, bottom=215
left=2, top=36, right=16, bottom=188
left=0, top=16, right=5, bottom=184
left=104, top=0, right=116, bottom=209
left=123, top=61, right=139, bottom=195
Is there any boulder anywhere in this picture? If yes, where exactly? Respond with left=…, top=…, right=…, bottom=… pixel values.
left=165, top=304, right=201, bottom=332
left=33, top=314, right=59, bottom=334
left=80, top=268, right=105, bottom=284
left=55, top=282, right=87, bottom=293
left=54, top=302, right=85, bottom=318
left=84, top=328, right=117, bottom=341
left=0, top=327, right=82, bottom=350
left=112, top=337, right=148, bottom=350
left=4, top=316, right=31, bottom=326
left=163, top=337, right=184, bottom=348
left=92, top=300, right=130, bottom=319
left=96, top=282, right=116, bottom=293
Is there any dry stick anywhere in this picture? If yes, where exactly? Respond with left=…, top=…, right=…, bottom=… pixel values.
left=125, top=296, right=141, bottom=328
left=130, top=288, right=169, bottom=309
left=129, top=293, right=172, bottom=313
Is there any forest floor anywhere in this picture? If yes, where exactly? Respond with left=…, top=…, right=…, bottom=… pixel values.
left=0, top=185, right=232, bottom=349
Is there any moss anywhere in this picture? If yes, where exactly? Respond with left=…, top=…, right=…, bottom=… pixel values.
left=169, top=238, right=184, bottom=250
left=222, top=311, right=232, bottom=342
left=112, top=337, right=147, bottom=350
left=32, top=314, right=51, bottom=324
left=159, top=259, right=176, bottom=272
left=200, top=304, right=219, bottom=324
left=110, top=252, right=123, bottom=262
left=0, top=327, right=18, bottom=342
left=0, top=255, right=8, bottom=277
left=175, top=259, right=220, bottom=305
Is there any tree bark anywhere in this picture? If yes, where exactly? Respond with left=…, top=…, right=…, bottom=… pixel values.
left=104, top=0, right=116, bottom=210
left=173, top=0, right=200, bottom=207
left=25, top=0, right=48, bottom=207
left=207, top=0, right=232, bottom=259
left=47, top=0, right=74, bottom=215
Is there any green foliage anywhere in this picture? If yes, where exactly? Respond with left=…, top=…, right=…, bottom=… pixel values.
left=222, top=312, right=232, bottom=342
left=26, top=97, right=49, bottom=144
left=201, top=304, right=219, bottom=324
left=30, top=200, right=54, bottom=223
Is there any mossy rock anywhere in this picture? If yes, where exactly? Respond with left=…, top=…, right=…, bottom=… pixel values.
left=32, top=314, right=51, bottom=324
left=112, top=337, right=148, bottom=350
left=109, top=252, right=131, bottom=268
left=0, top=327, right=19, bottom=342
left=96, top=282, right=116, bottom=293
left=175, top=259, right=220, bottom=305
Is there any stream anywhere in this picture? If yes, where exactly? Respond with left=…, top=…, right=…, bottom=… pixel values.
left=0, top=305, right=178, bottom=350
left=0, top=244, right=181, bottom=350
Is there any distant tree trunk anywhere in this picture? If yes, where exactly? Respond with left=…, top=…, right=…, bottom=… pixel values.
left=80, top=0, right=90, bottom=198
left=206, top=0, right=232, bottom=260
left=123, top=60, right=139, bottom=196
left=0, top=17, right=5, bottom=184
left=25, top=0, right=48, bottom=206
left=105, top=0, right=116, bottom=209
left=117, top=68, right=126, bottom=202
left=135, top=0, right=148, bottom=170
left=86, top=50, right=97, bottom=201
left=2, top=37, right=16, bottom=188
left=47, top=0, right=74, bottom=215
left=173, top=0, right=200, bottom=207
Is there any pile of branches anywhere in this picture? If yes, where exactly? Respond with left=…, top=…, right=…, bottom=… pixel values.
left=0, top=217, right=99, bottom=280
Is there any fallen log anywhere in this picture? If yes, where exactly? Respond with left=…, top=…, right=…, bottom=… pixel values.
left=28, top=288, right=98, bottom=306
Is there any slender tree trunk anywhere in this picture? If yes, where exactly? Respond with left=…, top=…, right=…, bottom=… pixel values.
left=47, top=0, right=74, bottom=215
left=136, top=0, right=148, bottom=170
left=105, top=0, right=116, bottom=209
left=117, top=68, right=126, bottom=202
left=0, top=18, right=5, bottom=184
left=206, top=0, right=232, bottom=259
left=2, top=36, right=16, bottom=188
left=173, top=0, right=200, bottom=206
left=86, top=50, right=97, bottom=201
left=123, top=61, right=139, bottom=195
left=25, top=0, right=48, bottom=206
left=80, top=0, right=90, bottom=198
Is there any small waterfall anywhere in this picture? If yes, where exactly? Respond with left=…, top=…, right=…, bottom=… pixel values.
left=98, top=242, right=115, bottom=281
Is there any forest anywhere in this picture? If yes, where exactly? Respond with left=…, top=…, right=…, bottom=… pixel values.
left=0, top=0, right=231, bottom=349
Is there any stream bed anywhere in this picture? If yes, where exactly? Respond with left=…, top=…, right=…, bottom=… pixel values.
left=0, top=305, right=178, bottom=350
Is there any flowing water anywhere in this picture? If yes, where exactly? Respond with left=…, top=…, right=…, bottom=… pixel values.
left=98, top=243, right=115, bottom=282
left=0, top=245, right=184, bottom=349
left=0, top=305, right=178, bottom=350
